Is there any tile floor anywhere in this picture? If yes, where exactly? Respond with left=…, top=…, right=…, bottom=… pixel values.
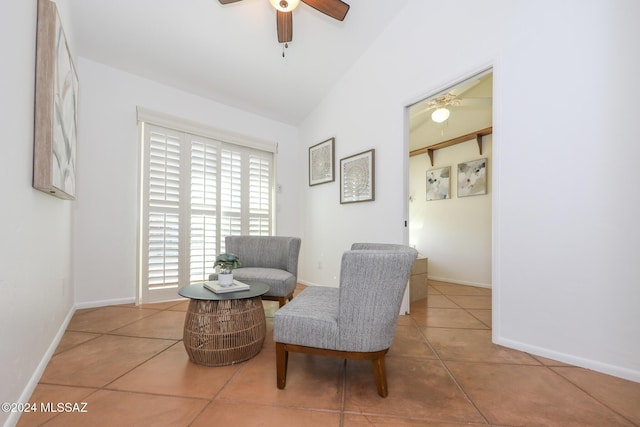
left=17, top=281, right=640, bottom=426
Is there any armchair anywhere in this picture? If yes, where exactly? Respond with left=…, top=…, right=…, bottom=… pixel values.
left=273, top=243, right=417, bottom=397
left=210, top=236, right=301, bottom=307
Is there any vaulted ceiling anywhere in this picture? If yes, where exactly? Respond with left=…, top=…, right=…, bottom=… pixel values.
left=409, top=72, right=493, bottom=152
left=67, top=0, right=409, bottom=125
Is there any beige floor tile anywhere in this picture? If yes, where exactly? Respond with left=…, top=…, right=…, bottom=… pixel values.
left=528, top=354, right=574, bottom=367
left=410, top=298, right=428, bottom=311
left=66, top=306, right=160, bottom=333
left=53, top=331, right=100, bottom=355
left=108, top=342, right=241, bottom=399
left=110, top=310, right=186, bottom=340
left=427, top=285, right=443, bottom=295
left=430, top=283, right=491, bottom=296
left=425, top=294, right=460, bottom=309
left=388, top=324, right=437, bottom=359
left=192, top=401, right=341, bottom=427
left=344, top=358, right=485, bottom=424
left=41, top=389, right=208, bottom=427
left=343, top=413, right=483, bottom=426
left=446, top=361, right=635, bottom=426
left=552, top=367, right=640, bottom=425
left=41, top=335, right=176, bottom=388
left=16, top=384, right=97, bottom=427
left=138, top=299, right=186, bottom=310
left=446, top=295, right=492, bottom=310
left=218, top=350, right=344, bottom=411
left=166, top=300, right=190, bottom=312
left=396, top=314, right=413, bottom=326
left=20, top=281, right=640, bottom=427
left=467, top=309, right=491, bottom=328
left=425, top=328, right=539, bottom=365
left=412, top=308, right=489, bottom=329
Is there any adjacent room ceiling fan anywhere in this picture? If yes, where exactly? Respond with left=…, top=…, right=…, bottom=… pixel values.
left=411, top=74, right=493, bottom=124
left=218, top=0, right=350, bottom=44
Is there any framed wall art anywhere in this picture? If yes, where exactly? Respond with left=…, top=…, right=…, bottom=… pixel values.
left=309, top=137, right=335, bottom=186
left=340, top=149, right=375, bottom=204
left=458, top=158, right=487, bottom=197
left=426, top=166, right=450, bottom=200
left=33, top=0, right=79, bottom=200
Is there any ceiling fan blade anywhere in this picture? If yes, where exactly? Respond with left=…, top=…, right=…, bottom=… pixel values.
left=276, top=11, right=293, bottom=43
left=302, top=0, right=350, bottom=21
left=218, top=0, right=243, bottom=4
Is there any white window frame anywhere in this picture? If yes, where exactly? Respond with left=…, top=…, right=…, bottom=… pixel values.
left=136, top=108, right=277, bottom=303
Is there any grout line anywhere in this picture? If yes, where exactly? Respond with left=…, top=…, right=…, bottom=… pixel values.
left=546, top=366, right=639, bottom=426
left=101, top=340, right=180, bottom=389
left=32, top=281, right=640, bottom=426
left=49, top=332, right=103, bottom=356
left=410, top=290, right=492, bottom=425
left=339, top=359, right=347, bottom=427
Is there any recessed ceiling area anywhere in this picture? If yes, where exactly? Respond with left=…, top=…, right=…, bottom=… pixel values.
left=409, top=72, right=493, bottom=152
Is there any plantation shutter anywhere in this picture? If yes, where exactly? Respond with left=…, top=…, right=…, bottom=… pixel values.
left=220, top=147, right=242, bottom=251
left=139, top=117, right=275, bottom=303
left=147, top=129, right=181, bottom=290
left=249, top=153, right=272, bottom=235
left=189, top=138, right=218, bottom=283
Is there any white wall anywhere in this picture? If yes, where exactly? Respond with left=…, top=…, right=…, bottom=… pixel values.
left=0, top=2, right=75, bottom=426
left=409, top=137, right=492, bottom=287
left=494, top=0, right=640, bottom=380
left=297, top=0, right=513, bottom=287
left=73, top=58, right=301, bottom=306
left=299, top=0, right=640, bottom=382
left=3, top=4, right=639, bottom=423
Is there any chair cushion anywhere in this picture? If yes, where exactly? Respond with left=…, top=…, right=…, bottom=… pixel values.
left=274, top=286, right=339, bottom=349
left=209, top=267, right=296, bottom=298
left=226, top=236, right=301, bottom=276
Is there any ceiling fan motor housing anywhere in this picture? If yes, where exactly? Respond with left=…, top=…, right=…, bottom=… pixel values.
left=220, top=0, right=350, bottom=44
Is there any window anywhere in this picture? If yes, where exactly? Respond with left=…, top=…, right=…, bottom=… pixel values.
left=138, top=116, right=275, bottom=303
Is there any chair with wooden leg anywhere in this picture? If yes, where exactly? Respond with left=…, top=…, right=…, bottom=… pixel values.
left=274, top=243, right=417, bottom=397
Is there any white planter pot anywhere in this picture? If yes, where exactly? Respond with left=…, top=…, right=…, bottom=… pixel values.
left=218, top=273, right=234, bottom=287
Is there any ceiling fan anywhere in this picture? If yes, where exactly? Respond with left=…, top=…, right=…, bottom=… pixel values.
left=218, top=0, right=350, bottom=44
left=411, top=74, right=493, bottom=123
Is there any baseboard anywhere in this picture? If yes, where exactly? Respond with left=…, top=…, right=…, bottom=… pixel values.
left=75, top=296, right=136, bottom=309
left=297, top=279, right=334, bottom=288
left=427, top=275, right=492, bottom=289
left=5, top=305, right=76, bottom=427
left=494, top=335, right=640, bottom=384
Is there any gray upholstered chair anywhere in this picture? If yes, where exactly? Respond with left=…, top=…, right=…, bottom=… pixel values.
left=274, top=243, right=417, bottom=397
left=209, top=236, right=301, bottom=307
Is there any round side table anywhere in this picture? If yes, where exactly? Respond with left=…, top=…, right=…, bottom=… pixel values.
left=178, top=281, right=269, bottom=366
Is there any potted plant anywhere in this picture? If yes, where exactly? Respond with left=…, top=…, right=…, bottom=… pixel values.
left=214, top=253, right=241, bottom=286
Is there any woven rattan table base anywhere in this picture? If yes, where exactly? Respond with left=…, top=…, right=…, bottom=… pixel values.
left=183, top=297, right=266, bottom=366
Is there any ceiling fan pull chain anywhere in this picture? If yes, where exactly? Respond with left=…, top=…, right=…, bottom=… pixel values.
left=282, top=42, right=288, bottom=58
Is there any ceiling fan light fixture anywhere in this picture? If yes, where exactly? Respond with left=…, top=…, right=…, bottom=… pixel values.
left=269, top=0, right=301, bottom=12
left=431, top=107, right=450, bottom=123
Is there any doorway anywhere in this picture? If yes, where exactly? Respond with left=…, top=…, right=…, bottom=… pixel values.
left=407, top=70, right=493, bottom=303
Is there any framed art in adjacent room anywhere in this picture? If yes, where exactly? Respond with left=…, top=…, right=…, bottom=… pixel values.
left=426, top=166, right=450, bottom=200
left=33, top=0, right=79, bottom=200
left=309, top=137, right=335, bottom=186
left=458, top=158, right=487, bottom=197
left=340, top=149, right=375, bottom=204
